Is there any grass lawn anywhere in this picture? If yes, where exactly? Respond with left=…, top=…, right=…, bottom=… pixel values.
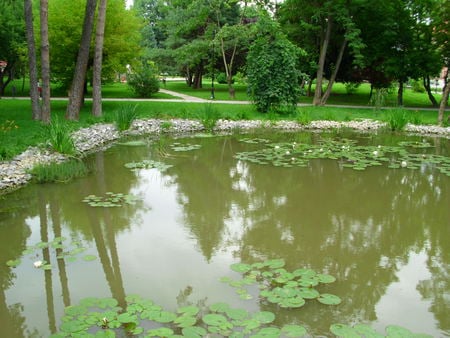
left=0, top=78, right=448, bottom=160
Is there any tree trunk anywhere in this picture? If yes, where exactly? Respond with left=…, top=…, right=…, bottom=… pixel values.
left=438, top=75, right=449, bottom=126
left=313, top=16, right=332, bottom=106
left=92, top=0, right=107, bottom=117
left=423, top=75, right=438, bottom=107
left=40, top=0, right=51, bottom=123
left=320, top=38, right=347, bottom=105
left=24, top=0, right=41, bottom=120
left=397, top=80, right=404, bottom=106
left=192, top=63, right=203, bottom=89
left=66, top=0, right=98, bottom=120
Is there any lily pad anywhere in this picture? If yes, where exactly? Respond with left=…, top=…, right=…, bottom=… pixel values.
left=318, top=293, right=341, bottom=305
left=281, top=324, right=308, bottom=337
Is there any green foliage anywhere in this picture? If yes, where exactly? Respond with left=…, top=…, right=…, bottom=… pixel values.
left=51, top=259, right=432, bottom=337
left=28, top=159, right=89, bottom=183
left=199, top=103, right=220, bottom=132
left=344, top=82, right=361, bottom=94
left=110, top=105, right=138, bottom=131
left=45, top=117, right=77, bottom=155
left=82, top=192, right=140, bottom=207
left=47, top=0, right=142, bottom=88
left=216, top=73, right=234, bottom=84
left=246, top=16, right=303, bottom=113
left=5, top=236, right=96, bottom=270
left=235, top=137, right=450, bottom=175
left=127, top=62, right=160, bottom=98
left=384, top=109, right=409, bottom=131
left=410, top=79, right=425, bottom=93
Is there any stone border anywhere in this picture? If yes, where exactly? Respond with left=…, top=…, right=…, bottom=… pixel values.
left=1, top=118, right=449, bottom=194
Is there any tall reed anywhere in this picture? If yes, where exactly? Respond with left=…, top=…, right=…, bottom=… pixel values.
left=45, top=117, right=76, bottom=155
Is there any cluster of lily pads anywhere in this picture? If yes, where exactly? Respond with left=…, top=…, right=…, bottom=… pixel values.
left=51, top=295, right=308, bottom=337
left=82, top=192, right=140, bottom=207
left=51, top=259, right=432, bottom=337
left=6, top=237, right=96, bottom=270
left=221, top=259, right=341, bottom=307
left=124, top=159, right=173, bottom=172
left=235, top=137, right=450, bottom=175
left=170, top=142, right=202, bottom=152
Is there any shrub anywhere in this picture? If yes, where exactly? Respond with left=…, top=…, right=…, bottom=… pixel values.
left=344, top=82, right=360, bottom=95
left=127, top=62, right=160, bottom=98
left=410, top=79, right=425, bottom=93
left=246, top=15, right=302, bottom=113
left=216, top=73, right=234, bottom=84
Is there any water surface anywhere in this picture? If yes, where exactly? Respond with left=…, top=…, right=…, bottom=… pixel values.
left=0, top=130, right=448, bottom=337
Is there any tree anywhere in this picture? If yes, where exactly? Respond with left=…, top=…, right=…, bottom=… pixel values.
left=92, top=0, right=108, bottom=117
left=433, top=0, right=450, bottom=125
left=0, top=1, right=25, bottom=97
left=210, top=0, right=252, bottom=98
left=278, top=0, right=364, bottom=106
left=246, top=15, right=303, bottom=112
left=24, top=0, right=41, bottom=120
left=47, top=0, right=142, bottom=92
left=40, top=0, right=51, bottom=123
left=66, top=0, right=98, bottom=120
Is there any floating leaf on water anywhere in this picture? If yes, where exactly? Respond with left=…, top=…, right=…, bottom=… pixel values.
left=174, top=314, right=197, bottom=328
left=153, top=310, right=177, bottom=323
left=147, top=327, right=174, bottom=337
left=318, top=293, right=341, bottom=305
left=202, top=313, right=229, bottom=326
left=117, top=312, right=138, bottom=324
left=230, top=263, right=252, bottom=273
left=353, top=324, right=385, bottom=337
left=177, top=305, right=199, bottom=316
left=252, top=311, right=275, bottom=324
left=225, top=308, right=248, bottom=321
left=209, top=302, right=230, bottom=313
left=239, top=293, right=253, bottom=300
left=252, top=327, right=281, bottom=337
left=117, top=140, right=147, bottom=147
left=82, top=255, right=97, bottom=262
left=281, top=324, right=308, bottom=337
left=182, top=326, right=207, bottom=338
left=330, top=323, right=360, bottom=338
left=264, top=259, right=285, bottom=269
left=6, top=259, right=21, bottom=267
left=298, top=288, right=320, bottom=299
left=317, top=274, right=336, bottom=284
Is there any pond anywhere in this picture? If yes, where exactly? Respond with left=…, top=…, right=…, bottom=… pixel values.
left=0, top=130, right=449, bottom=337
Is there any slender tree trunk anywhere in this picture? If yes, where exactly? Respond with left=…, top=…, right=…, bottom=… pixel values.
left=438, top=74, right=449, bottom=126
left=66, top=0, right=98, bottom=120
left=320, top=38, right=347, bottom=105
left=423, top=75, right=438, bottom=107
left=24, top=0, right=41, bottom=120
left=92, top=0, right=107, bottom=117
left=314, top=16, right=332, bottom=106
left=40, top=0, right=51, bottom=123
left=397, top=80, right=404, bottom=106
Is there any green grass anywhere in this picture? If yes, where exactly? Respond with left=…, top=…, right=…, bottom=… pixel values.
left=0, top=79, right=448, bottom=161
left=28, top=159, right=90, bottom=183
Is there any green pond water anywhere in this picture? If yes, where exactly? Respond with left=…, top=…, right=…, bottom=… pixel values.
left=0, top=130, right=449, bottom=337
